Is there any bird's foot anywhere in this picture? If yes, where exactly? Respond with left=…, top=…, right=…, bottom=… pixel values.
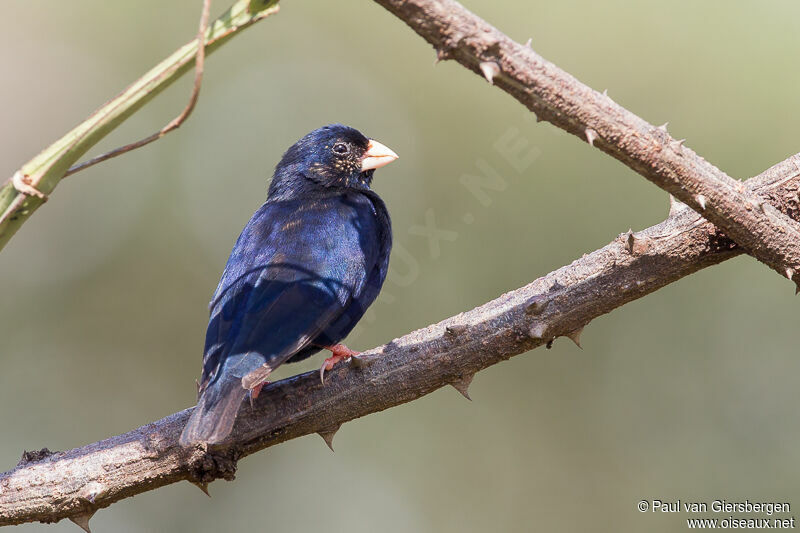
left=319, top=344, right=360, bottom=384
left=247, top=380, right=270, bottom=408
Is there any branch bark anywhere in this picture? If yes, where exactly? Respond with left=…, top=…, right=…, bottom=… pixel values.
left=2, top=152, right=798, bottom=528
left=372, top=0, right=800, bottom=290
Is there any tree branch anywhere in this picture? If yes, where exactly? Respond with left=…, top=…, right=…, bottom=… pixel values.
left=2, top=152, right=798, bottom=528
left=372, top=0, right=800, bottom=290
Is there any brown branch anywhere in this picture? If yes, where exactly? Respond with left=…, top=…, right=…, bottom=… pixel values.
left=373, top=0, right=800, bottom=290
left=2, top=152, right=798, bottom=528
left=62, top=0, right=212, bottom=178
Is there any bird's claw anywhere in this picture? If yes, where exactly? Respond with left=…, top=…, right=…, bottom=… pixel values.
left=247, top=381, right=268, bottom=409
left=319, top=344, right=360, bottom=384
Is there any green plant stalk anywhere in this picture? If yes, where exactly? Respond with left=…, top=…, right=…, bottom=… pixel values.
left=0, top=0, right=280, bottom=251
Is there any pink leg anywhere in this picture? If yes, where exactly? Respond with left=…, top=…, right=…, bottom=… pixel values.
left=319, top=344, right=360, bottom=384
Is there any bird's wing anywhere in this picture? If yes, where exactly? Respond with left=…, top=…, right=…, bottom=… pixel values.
left=200, top=196, right=380, bottom=391
left=180, top=197, right=381, bottom=446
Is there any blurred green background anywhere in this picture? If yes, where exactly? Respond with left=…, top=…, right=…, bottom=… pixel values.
left=2, top=1, right=799, bottom=531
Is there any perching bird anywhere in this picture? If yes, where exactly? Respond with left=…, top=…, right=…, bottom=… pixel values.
left=180, top=124, right=397, bottom=446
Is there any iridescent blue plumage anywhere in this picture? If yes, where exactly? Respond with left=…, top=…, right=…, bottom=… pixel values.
left=180, top=125, right=395, bottom=445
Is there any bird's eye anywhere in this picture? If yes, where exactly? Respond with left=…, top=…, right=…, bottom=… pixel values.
left=332, top=142, right=349, bottom=155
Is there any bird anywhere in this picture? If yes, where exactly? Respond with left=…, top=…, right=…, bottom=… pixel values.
left=179, top=124, right=397, bottom=446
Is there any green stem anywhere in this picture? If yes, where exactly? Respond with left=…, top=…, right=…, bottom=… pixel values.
left=0, top=0, right=279, bottom=250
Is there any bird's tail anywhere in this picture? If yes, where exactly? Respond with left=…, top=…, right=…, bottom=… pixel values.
left=179, top=375, right=248, bottom=446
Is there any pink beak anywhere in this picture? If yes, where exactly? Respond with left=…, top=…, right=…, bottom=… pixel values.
left=361, top=139, right=399, bottom=172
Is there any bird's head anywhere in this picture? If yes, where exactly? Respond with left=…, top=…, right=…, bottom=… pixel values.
left=269, top=124, right=398, bottom=198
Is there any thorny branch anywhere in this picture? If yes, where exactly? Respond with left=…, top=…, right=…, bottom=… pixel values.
left=372, top=0, right=800, bottom=289
left=62, top=0, right=212, bottom=178
left=3, top=0, right=800, bottom=529
left=1, top=153, right=798, bottom=528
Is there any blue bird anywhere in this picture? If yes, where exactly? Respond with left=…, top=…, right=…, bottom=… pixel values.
left=180, top=124, right=397, bottom=446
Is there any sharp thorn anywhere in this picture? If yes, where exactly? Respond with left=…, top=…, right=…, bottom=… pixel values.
left=317, top=425, right=341, bottom=452
left=450, top=373, right=475, bottom=400
left=524, top=37, right=532, bottom=47
left=786, top=267, right=795, bottom=280
left=625, top=230, right=635, bottom=254
left=602, top=88, right=608, bottom=97
left=585, top=128, right=598, bottom=146
left=694, top=194, right=707, bottom=210
left=69, top=511, right=95, bottom=533
left=445, top=324, right=469, bottom=337
left=673, top=138, right=686, bottom=147
left=658, top=122, right=669, bottom=132
left=190, top=481, right=211, bottom=497
left=566, top=327, right=584, bottom=349
left=668, top=194, right=688, bottom=217
left=479, top=61, right=500, bottom=84
left=434, top=48, right=448, bottom=65
left=319, top=365, right=326, bottom=385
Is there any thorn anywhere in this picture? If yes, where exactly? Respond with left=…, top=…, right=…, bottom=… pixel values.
left=625, top=230, right=650, bottom=255
left=585, top=128, right=598, bottom=146
left=450, top=373, right=474, bottom=400
left=786, top=267, right=795, bottom=280
left=657, top=122, right=669, bottom=132
left=672, top=138, right=686, bottom=148
left=625, top=230, right=635, bottom=254
left=434, top=48, right=449, bottom=65
left=535, top=113, right=543, bottom=123
left=529, top=323, right=547, bottom=340
left=546, top=338, right=554, bottom=349
left=317, top=425, right=341, bottom=452
left=694, top=194, right=707, bottom=210
left=668, top=194, right=687, bottom=217
left=479, top=61, right=500, bottom=84
left=565, top=327, right=584, bottom=349
left=757, top=201, right=767, bottom=214
left=602, top=88, right=608, bottom=97
left=195, top=379, right=200, bottom=394
left=445, top=324, right=468, bottom=338
left=190, top=481, right=211, bottom=497
left=525, top=296, right=548, bottom=315
left=524, top=37, right=532, bottom=48
left=69, top=511, right=95, bottom=533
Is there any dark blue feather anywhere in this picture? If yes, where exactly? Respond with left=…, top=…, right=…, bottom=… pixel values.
left=180, top=125, right=393, bottom=445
